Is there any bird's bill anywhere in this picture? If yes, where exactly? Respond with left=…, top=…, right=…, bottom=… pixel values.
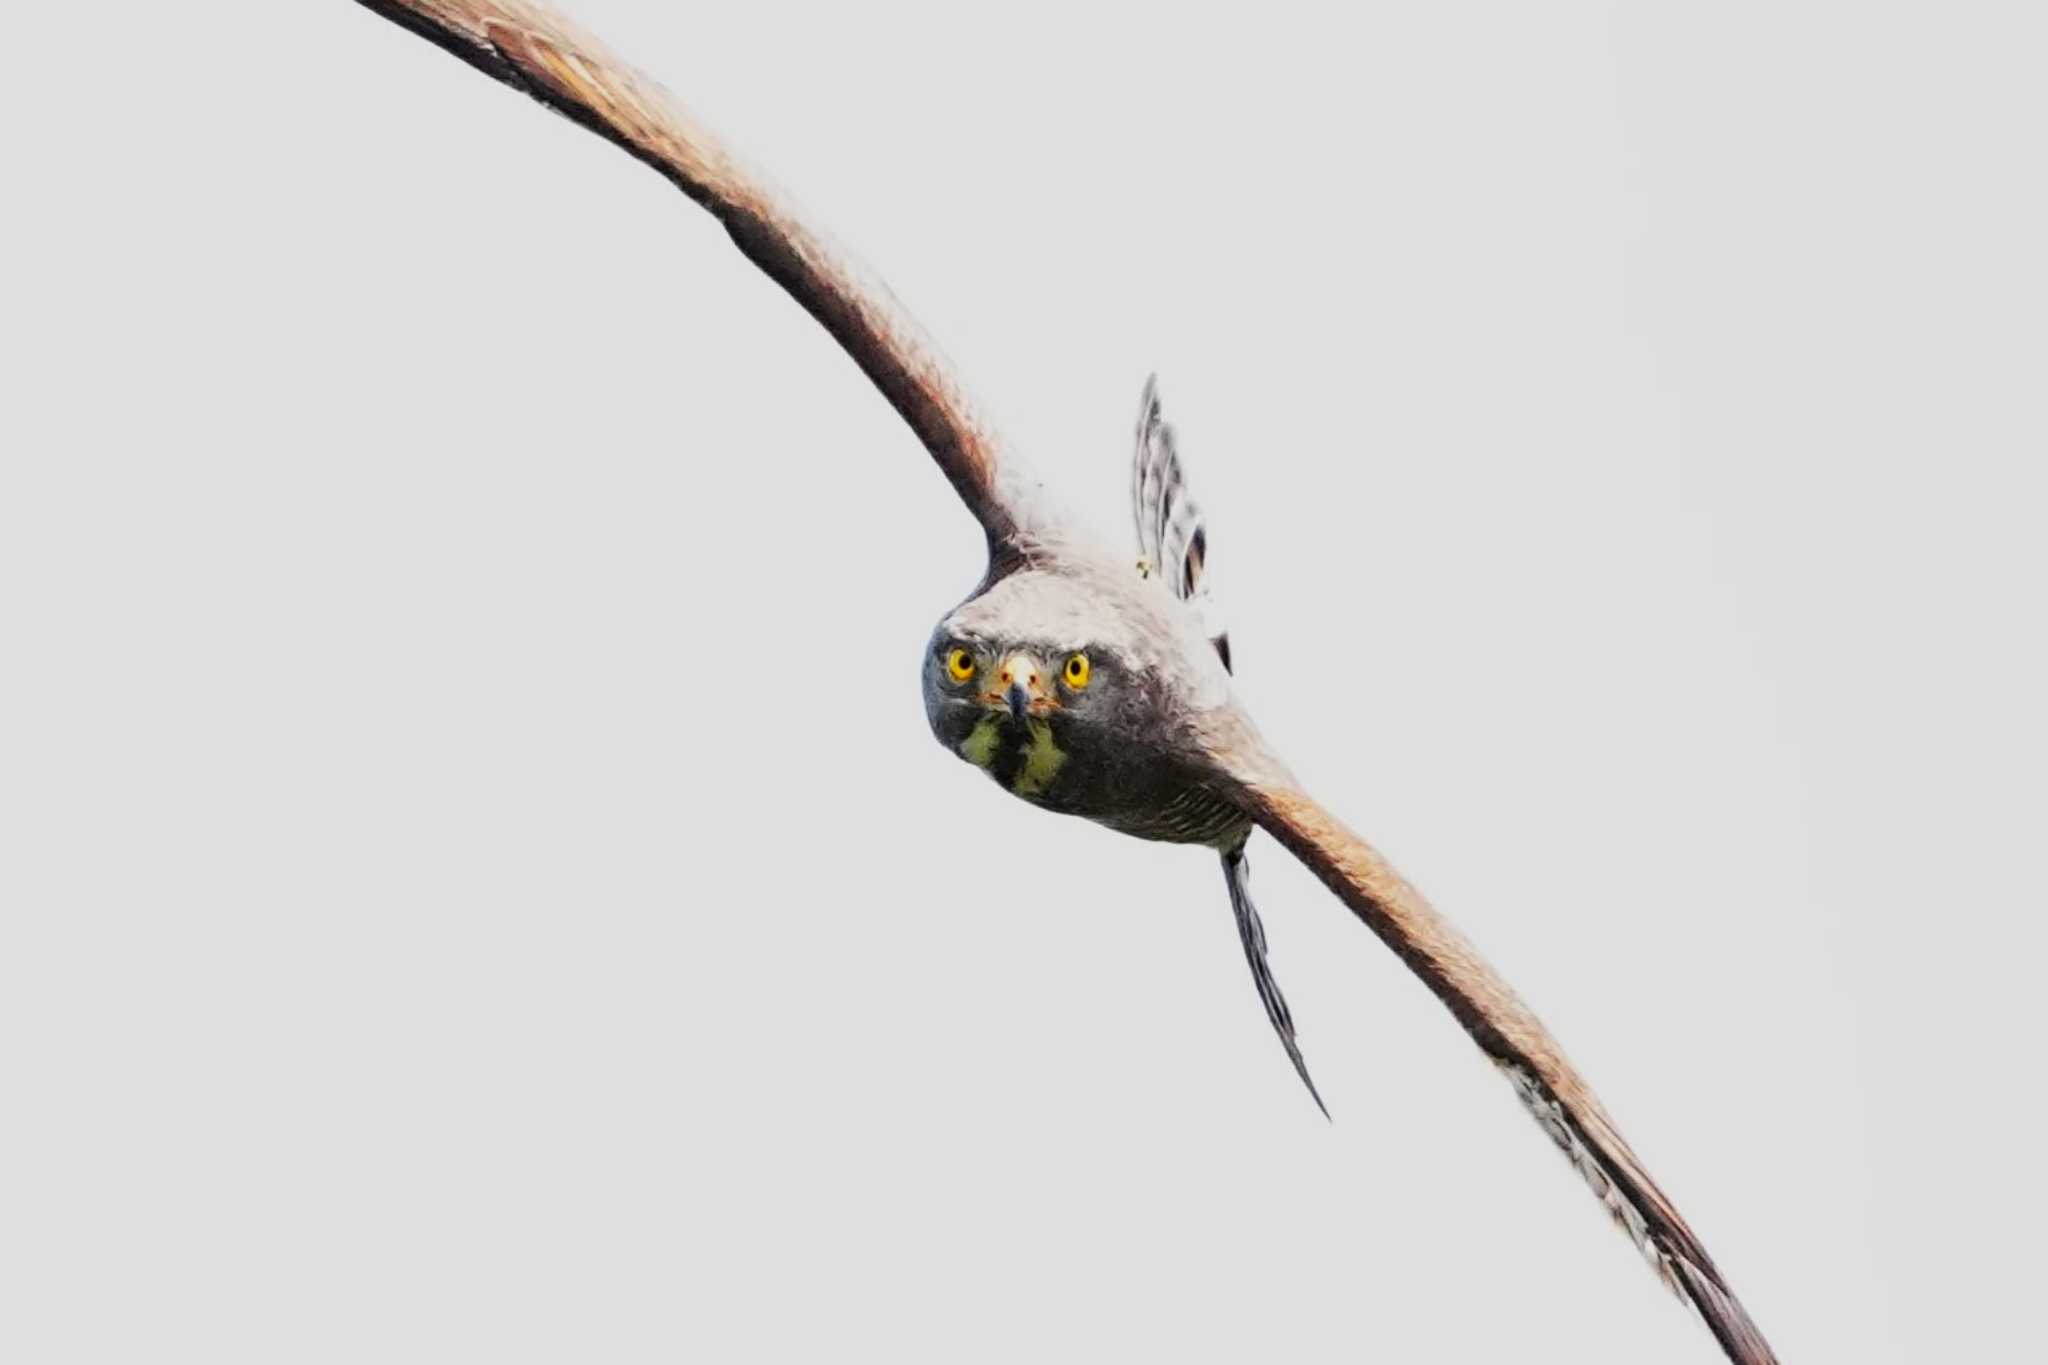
left=991, top=652, right=1051, bottom=723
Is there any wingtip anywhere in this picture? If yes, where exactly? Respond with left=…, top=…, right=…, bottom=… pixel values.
left=1291, top=1047, right=1332, bottom=1121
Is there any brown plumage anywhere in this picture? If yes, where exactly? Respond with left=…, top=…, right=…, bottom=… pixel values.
left=344, top=4, right=1781, bottom=1361
left=353, top=0, right=1032, bottom=548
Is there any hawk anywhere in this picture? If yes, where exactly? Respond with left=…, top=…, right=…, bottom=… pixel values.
left=347, top=5, right=1781, bottom=1362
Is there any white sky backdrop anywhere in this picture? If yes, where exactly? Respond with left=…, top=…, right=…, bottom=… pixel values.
left=4, top=3, right=2044, bottom=1362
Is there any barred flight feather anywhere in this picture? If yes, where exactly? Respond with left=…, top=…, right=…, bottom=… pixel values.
left=1131, top=376, right=1229, bottom=668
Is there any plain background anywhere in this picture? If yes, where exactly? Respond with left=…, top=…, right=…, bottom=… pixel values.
left=4, top=3, right=2044, bottom=1361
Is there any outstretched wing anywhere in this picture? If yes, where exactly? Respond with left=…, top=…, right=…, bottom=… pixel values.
left=351, top=0, right=1037, bottom=553
left=1131, top=377, right=1229, bottom=668
left=1201, top=725, right=1778, bottom=1365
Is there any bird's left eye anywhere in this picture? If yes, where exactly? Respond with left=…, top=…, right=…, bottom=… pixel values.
left=1063, top=652, right=1092, bottom=689
left=945, top=647, right=977, bottom=683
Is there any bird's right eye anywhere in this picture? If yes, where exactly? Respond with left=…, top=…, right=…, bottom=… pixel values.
left=945, top=647, right=977, bottom=683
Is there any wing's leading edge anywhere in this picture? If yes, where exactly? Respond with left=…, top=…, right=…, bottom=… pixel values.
left=1203, top=723, right=1779, bottom=1365
left=351, top=0, right=1036, bottom=553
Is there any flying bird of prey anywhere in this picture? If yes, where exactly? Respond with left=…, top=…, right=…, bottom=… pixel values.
left=347, top=4, right=1781, bottom=1361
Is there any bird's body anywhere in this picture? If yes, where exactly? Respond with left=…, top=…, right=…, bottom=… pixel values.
left=925, top=553, right=1248, bottom=847
left=343, top=6, right=1784, bottom=1362
left=925, top=382, right=1258, bottom=852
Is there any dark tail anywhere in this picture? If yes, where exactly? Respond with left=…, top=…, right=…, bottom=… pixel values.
left=1221, top=845, right=1328, bottom=1119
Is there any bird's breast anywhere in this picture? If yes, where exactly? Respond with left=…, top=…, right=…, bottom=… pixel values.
left=951, top=712, right=1247, bottom=847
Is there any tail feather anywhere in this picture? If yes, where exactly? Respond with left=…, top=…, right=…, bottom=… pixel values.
left=1221, top=846, right=1327, bottom=1117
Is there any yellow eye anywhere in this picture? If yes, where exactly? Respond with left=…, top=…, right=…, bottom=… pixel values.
left=945, top=647, right=977, bottom=683
left=1063, top=652, right=1092, bottom=689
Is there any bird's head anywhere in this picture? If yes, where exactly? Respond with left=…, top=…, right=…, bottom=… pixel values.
left=920, top=564, right=1226, bottom=807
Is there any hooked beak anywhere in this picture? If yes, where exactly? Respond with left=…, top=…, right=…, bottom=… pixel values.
left=997, top=653, right=1045, bottom=724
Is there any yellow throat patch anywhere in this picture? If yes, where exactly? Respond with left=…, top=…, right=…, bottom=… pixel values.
left=1013, top=719, right=1067, bottom=797
left=956, top=715, right=1067, bottom=798
left=958, top=716, right=1002, bottom=768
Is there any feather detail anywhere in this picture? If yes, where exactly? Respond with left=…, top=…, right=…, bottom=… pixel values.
left=1223, top=846, right=1327, bottom=1116
left=349, top=0, right=1043, bottom=557
left=1131, top=376, right=1229, bottom=669
left=1195, top=718, right=1780, bottom=1365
